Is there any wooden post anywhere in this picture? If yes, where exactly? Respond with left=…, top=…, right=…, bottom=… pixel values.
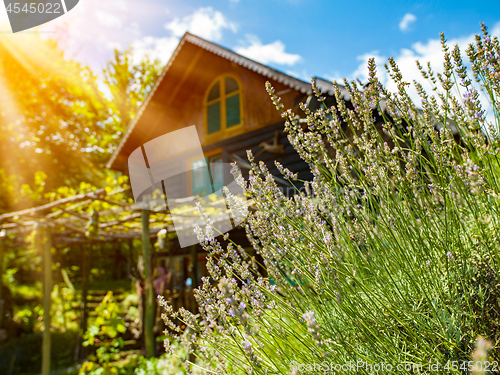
left=127, top=240, right=133, bottom=279
left=80, top=244, right=91, bottom=359
left=142, top=210, right=155, bottom=358
left=80, top=208, right=98, bottom=360
left=35, top=223, right=52, bottom=375
left=0, top=230, right=5, bottom=331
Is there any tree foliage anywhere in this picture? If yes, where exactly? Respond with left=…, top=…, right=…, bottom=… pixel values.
left=0, top=36, right=162, bottom=212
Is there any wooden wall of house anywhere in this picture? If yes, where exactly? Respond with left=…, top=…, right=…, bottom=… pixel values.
left=154, top=45, right=306, bottom=146
left=211, top=121, right=313, bottom=196
left=112, top=43, right=308, bottom=171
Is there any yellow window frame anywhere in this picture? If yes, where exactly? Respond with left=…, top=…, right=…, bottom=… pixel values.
left=204, top=74, right=245, bottom=142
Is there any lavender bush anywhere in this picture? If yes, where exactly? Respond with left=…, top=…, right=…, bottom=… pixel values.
left=162, top=24, right=499, bottom=374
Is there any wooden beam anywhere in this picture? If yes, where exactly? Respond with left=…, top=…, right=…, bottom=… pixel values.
left=46, top=200, right=93, bottom=219
left=0, top=189, right=106, bottom=222
left=142, top=210, right=155, bottom=358
left=107, top=187, right=131, bottom=196
left=95, top=198, right=131, bottom=207
left=59, top=208, right=89, bottom=221
left=99, top=213, right=143, bottom=228
left=0, top=221, right=36, bottom=230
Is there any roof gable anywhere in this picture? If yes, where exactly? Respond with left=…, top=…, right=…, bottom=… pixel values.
left=107, top=32, right=349, bottom=170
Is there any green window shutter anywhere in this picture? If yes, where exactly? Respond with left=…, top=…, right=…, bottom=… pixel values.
left=225, top=77, right=239, bottom=95
left=209, top=156, right=224, bottom=191
left=191, top=158, right=211, bottom=197
left=208, top=82, right=220, bottom=101
left=207, top=102, right=221, bottom=134
left=226, top=94, right=240, bottom=128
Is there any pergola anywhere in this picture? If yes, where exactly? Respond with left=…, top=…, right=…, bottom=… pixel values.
left=0, top=185, right=251, bottom=375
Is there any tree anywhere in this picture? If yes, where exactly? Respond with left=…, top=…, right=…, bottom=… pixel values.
left=101, top=48, right=163, bottom=158
left=0, top=35, right=109, bottom=210
left=0, top=38, right=163, bottom=212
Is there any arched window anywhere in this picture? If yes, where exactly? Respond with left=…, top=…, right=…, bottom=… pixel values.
left=205, top=76, right=242, bottom=135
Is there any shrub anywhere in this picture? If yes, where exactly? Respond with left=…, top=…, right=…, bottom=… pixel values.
left=162, top=24, right=500, bottom=374
left=0, top=331, right=78, bottom=374
left=80, top=292, right=127, bottom=374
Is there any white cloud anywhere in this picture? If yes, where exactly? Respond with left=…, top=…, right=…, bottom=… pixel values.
left=130, top=36, right=180, bottom=65
left=95, top=11, right=123, bottom=28
left=346, top=22, right=500, bottom=124
left=349, top=50, right=389, bottom=84
left=165, top=7, right=237, bottom=41
left=348, top=34, right=474, bottom=96
left=44, top=0, right=168, bottom=69
left=399, top=13, right=417, bottom=32
left=235, top=35, right=301, bottom=66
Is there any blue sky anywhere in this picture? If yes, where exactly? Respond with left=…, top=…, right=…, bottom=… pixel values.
left=2, top=0, right=499, bottom=87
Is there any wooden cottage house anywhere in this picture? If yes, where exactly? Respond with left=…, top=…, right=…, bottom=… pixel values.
left=107, top=32, right=355, bottom=299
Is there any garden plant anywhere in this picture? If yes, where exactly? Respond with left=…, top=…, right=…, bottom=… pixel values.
left=161, top=24, right=500, bottom=374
